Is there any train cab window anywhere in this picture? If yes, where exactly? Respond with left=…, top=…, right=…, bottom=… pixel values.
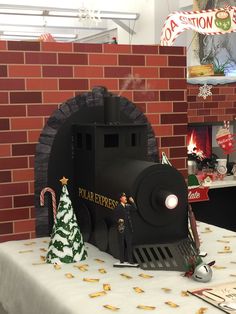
left=131, top=133, right=137, bottom=146
left=128, top=133, right=140, bottom=147
left=86, top=134, right=92, bottom=150
left=104, top=134, right=119, bottom=147
left=77, top=133, right=82, bottom=148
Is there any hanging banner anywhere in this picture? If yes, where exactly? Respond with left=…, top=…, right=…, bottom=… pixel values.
left=160, top=5, right=236, bottom=46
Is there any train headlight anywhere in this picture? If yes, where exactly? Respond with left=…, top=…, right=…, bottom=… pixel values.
left=165, top=194, right=178, bottom=209
left=157, top=190, right=178, bottom=210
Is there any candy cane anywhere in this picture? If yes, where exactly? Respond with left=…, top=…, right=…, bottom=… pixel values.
left=223, top=120, right=230, bottom=130
left=40, top=187, right=57, bottom=221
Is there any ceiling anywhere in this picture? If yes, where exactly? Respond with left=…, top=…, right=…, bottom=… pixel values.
left=0, top=2, right=140, bottom=42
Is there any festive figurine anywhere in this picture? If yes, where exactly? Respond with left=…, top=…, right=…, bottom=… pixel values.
left=113, top=192, right=139, bottom=267
left=46, top=177, right=87, bottom=264
left=111, top=36, right=118, bottom=44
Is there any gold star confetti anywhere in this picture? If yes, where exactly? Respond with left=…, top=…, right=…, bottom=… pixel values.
left=53, top=264, right=61, bottom=270
left=218, top=245, right=232, bottom=253
left=201, top=227, right=212, bottom=234
left=165, top=301, right=179, bottom=308
left=103, top=283, right=111, bottom=291
left=18, top=250, right=33, bottom=253
left=218, top=251, right=232, bottom=254
left=74, top=264, right=88, bottom=271
left=213, top=265, right=227, bottom=269
left=138, top=273, right=153, bottom=279
left=60, top=176, right=68, bottom=185
left=94, top=258, right=105, bottom=263
left=223, top=235, right=236, bottom=238
left=65, top=273, right=74, bottom=279
left=133, top=287, right=145, bottom=293
left=120, top=273, right=132, bottom=279
left=196, top=307, right=208, bottom=314
left=79, top=266, right=88, bottom=272
left=98, top=268, right=107, bottom=274
left=24, top=241, right=36, bottom=246
left=103, top=305, right=120, bottom=311
left=83, top=278, right=100, bottom=282
left=40, top=255, right=46, bottom=262
left=181, top=291, right=189, bottom=297
left=89, top=291, right=106, bottom=298
left=39, top=248, right=47, bottom=252
left=162, top=288, right=171, bottom=293
left=137, top=305, right=156, bottom=310
left=217, top=240, right=230, bottom=243
left=74, top=263, right=88, bottom=268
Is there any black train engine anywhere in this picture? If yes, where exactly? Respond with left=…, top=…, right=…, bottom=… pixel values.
left=72, top=95, right=197, bottom=270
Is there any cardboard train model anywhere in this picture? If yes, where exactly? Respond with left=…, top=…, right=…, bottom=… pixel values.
left=71, top=94, right=197, bottom=271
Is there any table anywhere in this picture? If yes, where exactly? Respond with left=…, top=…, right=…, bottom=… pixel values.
left=1, top=222, right=236, bottom=314
left=190, top=175, right=236, bottom=231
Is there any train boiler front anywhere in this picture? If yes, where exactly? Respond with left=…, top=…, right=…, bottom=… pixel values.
left=72, top=95, right=197, bottom=271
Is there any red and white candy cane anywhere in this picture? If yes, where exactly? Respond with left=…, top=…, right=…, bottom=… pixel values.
left=224, top=120, right=230, bottom=130
left=40, top=187, right=57, bottom=221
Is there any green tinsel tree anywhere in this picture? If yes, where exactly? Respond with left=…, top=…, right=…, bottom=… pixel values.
left=46, top=178, right=87, bottom=264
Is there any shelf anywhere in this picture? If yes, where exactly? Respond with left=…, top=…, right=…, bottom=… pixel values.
left=187, top=76, right=236, bottom=85
left=202, top=175, right=236, bottom=189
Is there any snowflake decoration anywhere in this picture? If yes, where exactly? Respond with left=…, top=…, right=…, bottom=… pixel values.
left=78, top=6, right=101, bottom=26
left=198, top=83, right=212, bottom=99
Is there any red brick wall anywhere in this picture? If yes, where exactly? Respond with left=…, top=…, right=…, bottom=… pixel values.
left=0, top=41, right=188, bottom=241
left=187, top=83, right=236, bottom=123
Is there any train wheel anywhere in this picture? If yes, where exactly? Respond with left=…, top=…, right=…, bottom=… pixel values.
left=94, top=219, right=108, bottom=252
left=108, top=225, right=120, bottom=259
left=76, top=202, right=91, bottom=242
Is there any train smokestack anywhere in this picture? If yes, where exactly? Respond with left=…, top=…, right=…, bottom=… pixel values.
left=104, top=95, right=120, bottom=125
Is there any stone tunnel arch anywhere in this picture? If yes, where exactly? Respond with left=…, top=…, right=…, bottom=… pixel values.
left=34, top=87, right=158, bottom=236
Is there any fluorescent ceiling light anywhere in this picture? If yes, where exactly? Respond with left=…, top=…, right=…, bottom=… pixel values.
left=0, top=6, right=139, bottom=20
left=0, top=4, right=139, bottom=40
left=48, top=11, right=79, bottom=17
left=0, top=23, right=106, bottom=31
left=3, top=31, right=42, bottom=36
left=0, top=9, right=43, bottom=15
left=3, top=31, right=77, bottom=39
left=0, top=35, right=38, bottom=40
left=100, top=12, right=139, bottom=20
left=51, top=33, right=77, bottom=38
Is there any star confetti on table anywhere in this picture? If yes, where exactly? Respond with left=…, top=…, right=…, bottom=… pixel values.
left=198, top=83, right=212, bottom=99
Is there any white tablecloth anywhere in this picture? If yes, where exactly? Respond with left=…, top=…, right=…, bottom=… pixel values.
left=1, top=222, right=236, bottom=314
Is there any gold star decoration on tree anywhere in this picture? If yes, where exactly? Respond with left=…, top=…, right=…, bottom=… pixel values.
left=60, top=176, right=69, bottom=185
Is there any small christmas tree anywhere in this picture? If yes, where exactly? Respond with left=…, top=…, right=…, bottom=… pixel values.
left=46, top=177, right=87, bottom=264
